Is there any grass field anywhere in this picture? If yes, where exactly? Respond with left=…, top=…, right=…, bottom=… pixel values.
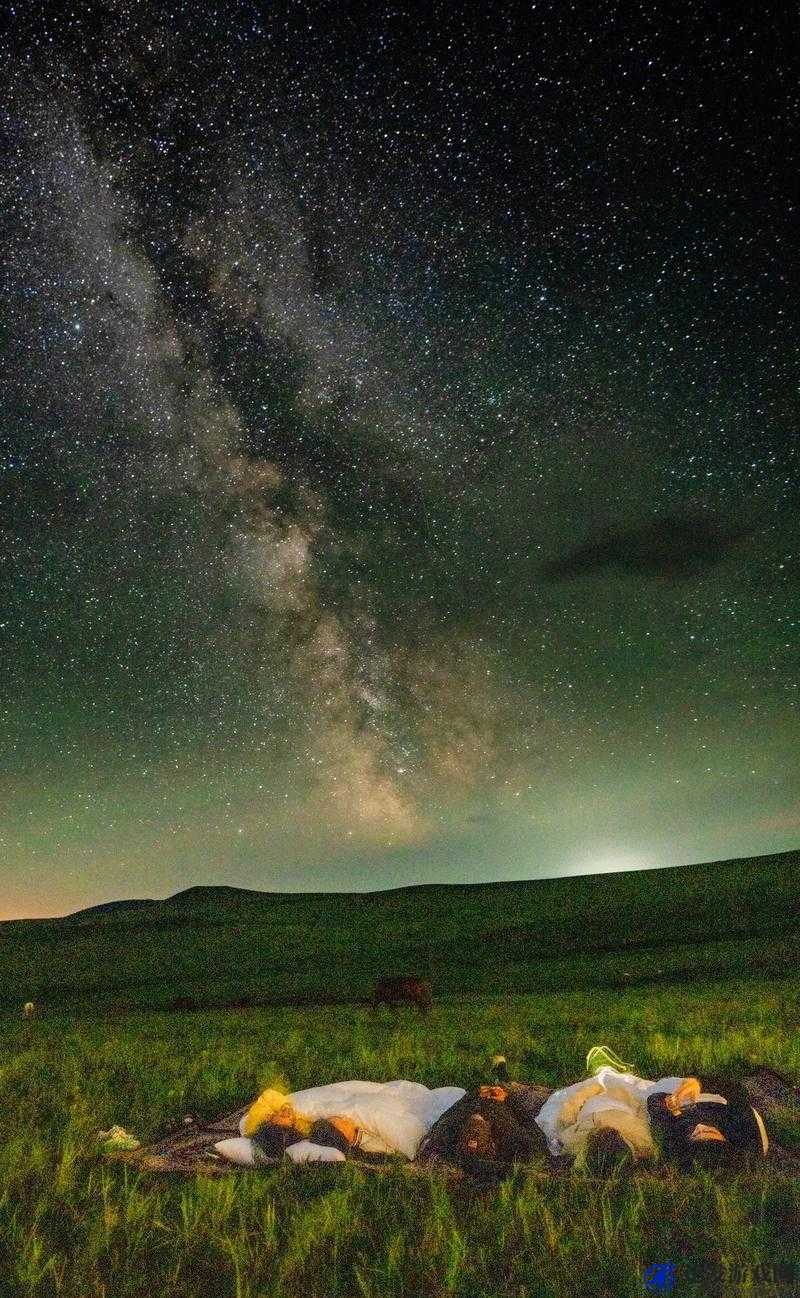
left=1, top=977, right=799, bottom=1298
left=2, top=849, right=798, bottom=1010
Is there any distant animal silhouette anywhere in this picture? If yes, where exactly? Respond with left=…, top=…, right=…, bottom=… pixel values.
left=372, top=976, right=432, bottom=1013
left=23, top=1001, right=34, bottom=1019
left=171, top=996, right=198, bottom=1012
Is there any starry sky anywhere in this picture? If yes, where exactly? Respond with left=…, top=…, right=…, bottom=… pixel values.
left=1, top=2, right=798, bottom=919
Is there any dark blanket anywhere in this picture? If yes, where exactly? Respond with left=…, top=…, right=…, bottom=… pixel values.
left=107, top=1069, right=800, bottom=1179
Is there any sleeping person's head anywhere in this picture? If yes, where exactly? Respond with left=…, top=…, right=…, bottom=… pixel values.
left=242, top=1088, right=313, bottom=1139
left=582, top=1128, right=633, bottom=1174
left=250, top=1117, right=306, bottom=1158
left=654, top=1078, right=768, bottom=1169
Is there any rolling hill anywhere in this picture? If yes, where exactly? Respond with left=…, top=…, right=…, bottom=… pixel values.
left=1, top=849, right=797, bottom=1009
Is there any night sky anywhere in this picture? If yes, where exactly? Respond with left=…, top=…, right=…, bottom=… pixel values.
left=1, top=3, right=798, bottom=919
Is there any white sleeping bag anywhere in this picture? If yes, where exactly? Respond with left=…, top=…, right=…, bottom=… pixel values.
left=237, top=1079, right=466, bottom=1159
left=535, top=1068, right=691, bottom=1159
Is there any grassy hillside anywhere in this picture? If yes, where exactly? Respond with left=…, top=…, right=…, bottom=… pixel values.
left=1, top=850, right=797, bottom=1010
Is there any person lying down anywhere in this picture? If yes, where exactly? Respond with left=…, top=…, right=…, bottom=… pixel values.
left=535, top=1045, right=769, bottom=1172
left=215, top=1047, right=770, bottom=1174
left=214, top=1080, right=467, bottom=1165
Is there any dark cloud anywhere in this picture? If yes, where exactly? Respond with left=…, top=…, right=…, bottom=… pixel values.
left=540, top=514, right=758, bottom=582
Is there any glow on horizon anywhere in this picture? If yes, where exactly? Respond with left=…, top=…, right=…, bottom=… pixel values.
left=565, top=851, right=658, bottom=877
left=1, top=853, right=662, bottom=921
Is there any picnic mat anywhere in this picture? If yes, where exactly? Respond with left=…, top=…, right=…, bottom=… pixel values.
left=107, top=1071, right=800, bottom=1179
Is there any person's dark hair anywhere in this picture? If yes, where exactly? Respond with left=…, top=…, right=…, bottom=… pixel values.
left=583, top=1128, right=632, bottom=1174
left=309, top=1119, right=354, bottom=1156
left=251, top=1121, right=305, bottom=1158
left=681, top=1138, right=737, bottom=1172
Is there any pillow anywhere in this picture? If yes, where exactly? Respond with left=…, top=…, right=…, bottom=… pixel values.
left=285, top=1141, right=346, bottom=1163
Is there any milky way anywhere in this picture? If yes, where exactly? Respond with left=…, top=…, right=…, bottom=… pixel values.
left=1, top=3, right=797, bottom=916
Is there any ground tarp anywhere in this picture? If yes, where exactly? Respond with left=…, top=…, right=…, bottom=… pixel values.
left=107, top=1070, right=800, bottom=1178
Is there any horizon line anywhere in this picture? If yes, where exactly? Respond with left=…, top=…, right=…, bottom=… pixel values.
left=2, top=845, right=797, bottom=923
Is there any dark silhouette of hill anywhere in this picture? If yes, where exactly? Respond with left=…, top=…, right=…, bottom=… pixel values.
left=1, top=849, right=796, bottom=1008
left=42, top=848, right=798, bottom=929
left=60, top=886, right=270, bottom=922
left=61, top=898, right=157, bottom=922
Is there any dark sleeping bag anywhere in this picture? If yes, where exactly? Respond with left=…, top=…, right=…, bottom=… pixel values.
left=416, top=1084, right=548, bottom=1181
left=646, top=1077, right=768, bottom=1169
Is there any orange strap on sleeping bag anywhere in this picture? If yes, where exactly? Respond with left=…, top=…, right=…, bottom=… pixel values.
left=479, top=1085, right=508, bottom=1102
left=328, top=1116, right=359, bottom=1146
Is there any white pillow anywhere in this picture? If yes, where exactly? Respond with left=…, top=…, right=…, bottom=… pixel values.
left=214, top=1137, right=257, bottom=1165
left=284, top=1141, right=346, bottom=1163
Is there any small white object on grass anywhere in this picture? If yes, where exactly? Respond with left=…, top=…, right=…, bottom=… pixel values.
left=213, top=1136, right=347, bottom=1165
left=23, top=1002, right=34, bottom=1019
left=214, top=1137, right=258, bottom=1166
left=284, top=1141, right=346, bottom=1163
